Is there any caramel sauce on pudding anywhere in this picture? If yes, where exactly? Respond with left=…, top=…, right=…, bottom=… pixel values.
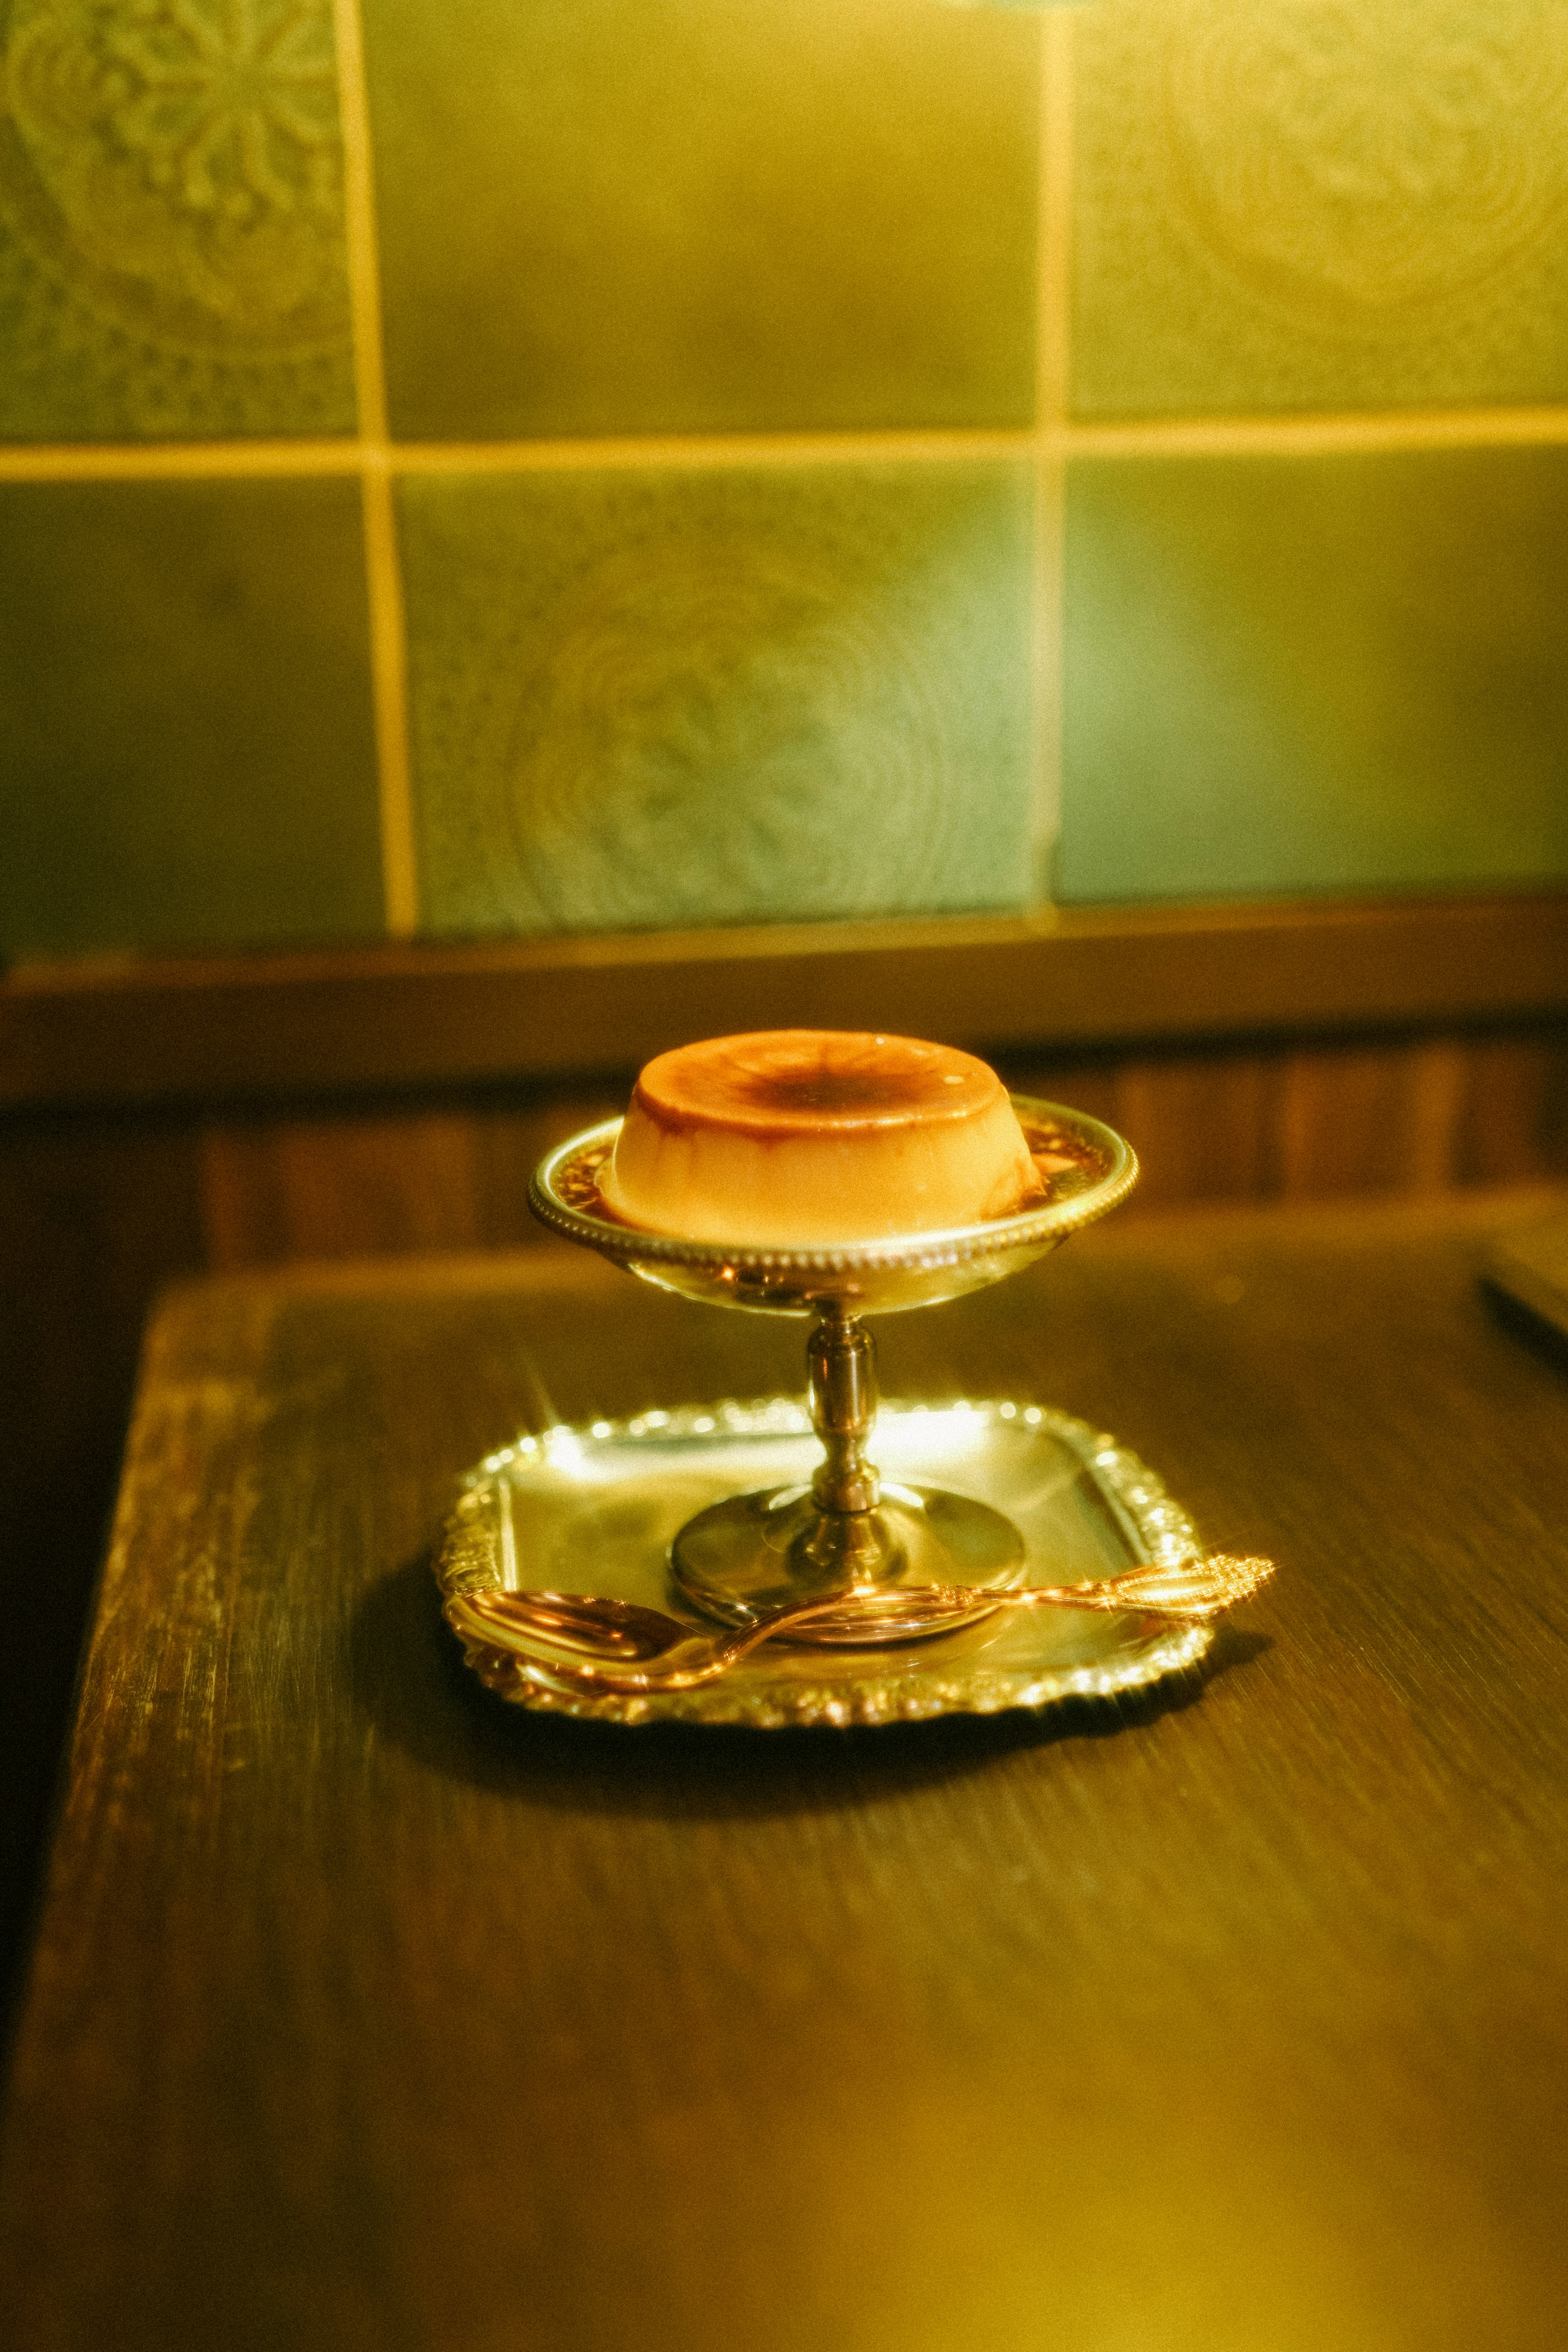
left=600, top=1031, right=1046, bottom=1246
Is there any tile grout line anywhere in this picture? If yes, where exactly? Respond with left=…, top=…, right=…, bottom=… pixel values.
left=332, top=0, right=418, bottom=938
left=1050, top=407, right=1568, bottom=457
left=1031, top=12, right=1075, bottom=903
left=9, top=407, right=1568, bottom=487
left=0, top=441, right=366, bottom=481
left=358, top=462, right=418, bottom=931
left=1036, top=13, right=1074, bottom=433
left=389, top=427, right=1040, bottom=471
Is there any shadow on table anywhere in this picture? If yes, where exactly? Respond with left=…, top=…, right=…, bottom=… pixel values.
left=348, top=1551, right=1271, bottom=1824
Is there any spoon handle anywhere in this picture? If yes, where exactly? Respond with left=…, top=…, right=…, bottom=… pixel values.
left=455, top=1554, right=1275, bottom=1697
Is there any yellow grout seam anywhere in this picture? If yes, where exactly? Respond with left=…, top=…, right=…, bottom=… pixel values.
left=357, top=457, right=419, bottom=937
left=330, top=0, right=390, bottom=446
left=388, top=427, right=1038, bottom=472
left=8, top=408, right=1568, bottom=489
left=1031, top=12, right=1076, bottom=901
left=331, top=0, right=417, bottom=935
left=0, top=441, right=364, bottom=481
left=1051, top=405, right=1568, bottom=459
left=1037, top=11, right=1074, bottom=434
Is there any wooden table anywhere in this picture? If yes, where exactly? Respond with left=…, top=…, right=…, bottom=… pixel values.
left=4, top=1194, right=1567, bottom=2352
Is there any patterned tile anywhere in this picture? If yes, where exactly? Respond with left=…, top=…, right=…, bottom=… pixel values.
left=0, top=477, right=384, bottom=955
left=362, top=0, right=1040, bottom=440
left=1072, top=0, right=1568, bottom=417
left=1058, top=445, right=1568, bottom=901
left=0, top=0, right=356, bottom=441
left=399, top=461, right=1036, bottom=933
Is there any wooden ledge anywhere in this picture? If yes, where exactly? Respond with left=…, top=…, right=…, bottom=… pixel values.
left=3, top=892, right=1566, bottom=1111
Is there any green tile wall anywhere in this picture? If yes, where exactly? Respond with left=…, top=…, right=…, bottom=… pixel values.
left=400, top=462, right=1036, bottom=931
left=1072, top=0, right=1568, bottom=420
left=2, top=0, right=1566, bottom=960
left=0, top=477, right=384, bottom=954
left=0, top=0, right=356, bottom=439
left=1060, top=445, right=1568, bottom=903
left=364, top=0, right=1040, bottom=441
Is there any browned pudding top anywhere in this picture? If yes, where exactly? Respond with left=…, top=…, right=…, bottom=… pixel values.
left=630, top=1031, right=1007, bottom=1138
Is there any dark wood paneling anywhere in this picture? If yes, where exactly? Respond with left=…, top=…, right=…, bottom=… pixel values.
left=1105, top=1054, right=1276, bottom=1207
left=1457, top=1032, right=1568, bottom=1185
left=1274, top=1038, right=1464, bottom=1197
left=1005, top=1033, right=1568, bottom=1212
left=5, top=891, right=1567, bottom=1109
left=198, top=1089, right=625, bottom=1267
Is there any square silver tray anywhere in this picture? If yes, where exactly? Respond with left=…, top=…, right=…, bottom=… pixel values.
left=437, top=1397, right=1214, bottom=1728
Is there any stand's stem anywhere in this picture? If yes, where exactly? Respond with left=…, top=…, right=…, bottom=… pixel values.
left=671, top=1299, right=1024, bottom=1626
left=807, top=1308, right=881, bottom=1515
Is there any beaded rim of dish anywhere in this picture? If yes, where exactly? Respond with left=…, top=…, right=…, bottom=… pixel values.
left=526, top=1096, right=1138, bottom=1275
left=436, top=1396, right=1216, bottom=1728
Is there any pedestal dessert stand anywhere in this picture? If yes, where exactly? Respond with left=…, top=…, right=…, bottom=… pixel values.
left=532, top=1095, right=1138, bottom=1631
left=437, top=1099, right=1231, bottom=1726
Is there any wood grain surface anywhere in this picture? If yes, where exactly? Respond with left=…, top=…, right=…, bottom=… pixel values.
left=3, top=1196, right=1567, bottom=2352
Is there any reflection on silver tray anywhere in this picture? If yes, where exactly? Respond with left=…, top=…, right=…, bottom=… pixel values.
left=437, top=1398, right=1214, bottom=1728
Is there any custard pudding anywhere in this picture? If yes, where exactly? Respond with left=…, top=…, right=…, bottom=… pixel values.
left=599, top=1030, right=1046, bottom=1246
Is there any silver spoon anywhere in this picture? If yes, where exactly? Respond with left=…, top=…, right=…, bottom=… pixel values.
left=447, top=1554, right=1275, bottom=1697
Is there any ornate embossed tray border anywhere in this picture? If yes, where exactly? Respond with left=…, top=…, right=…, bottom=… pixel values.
left=437, top=1398, right=1215, bottom=1728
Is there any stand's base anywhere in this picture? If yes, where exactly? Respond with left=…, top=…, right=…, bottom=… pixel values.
left=672, top=1483, right=1027, bottom=1642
